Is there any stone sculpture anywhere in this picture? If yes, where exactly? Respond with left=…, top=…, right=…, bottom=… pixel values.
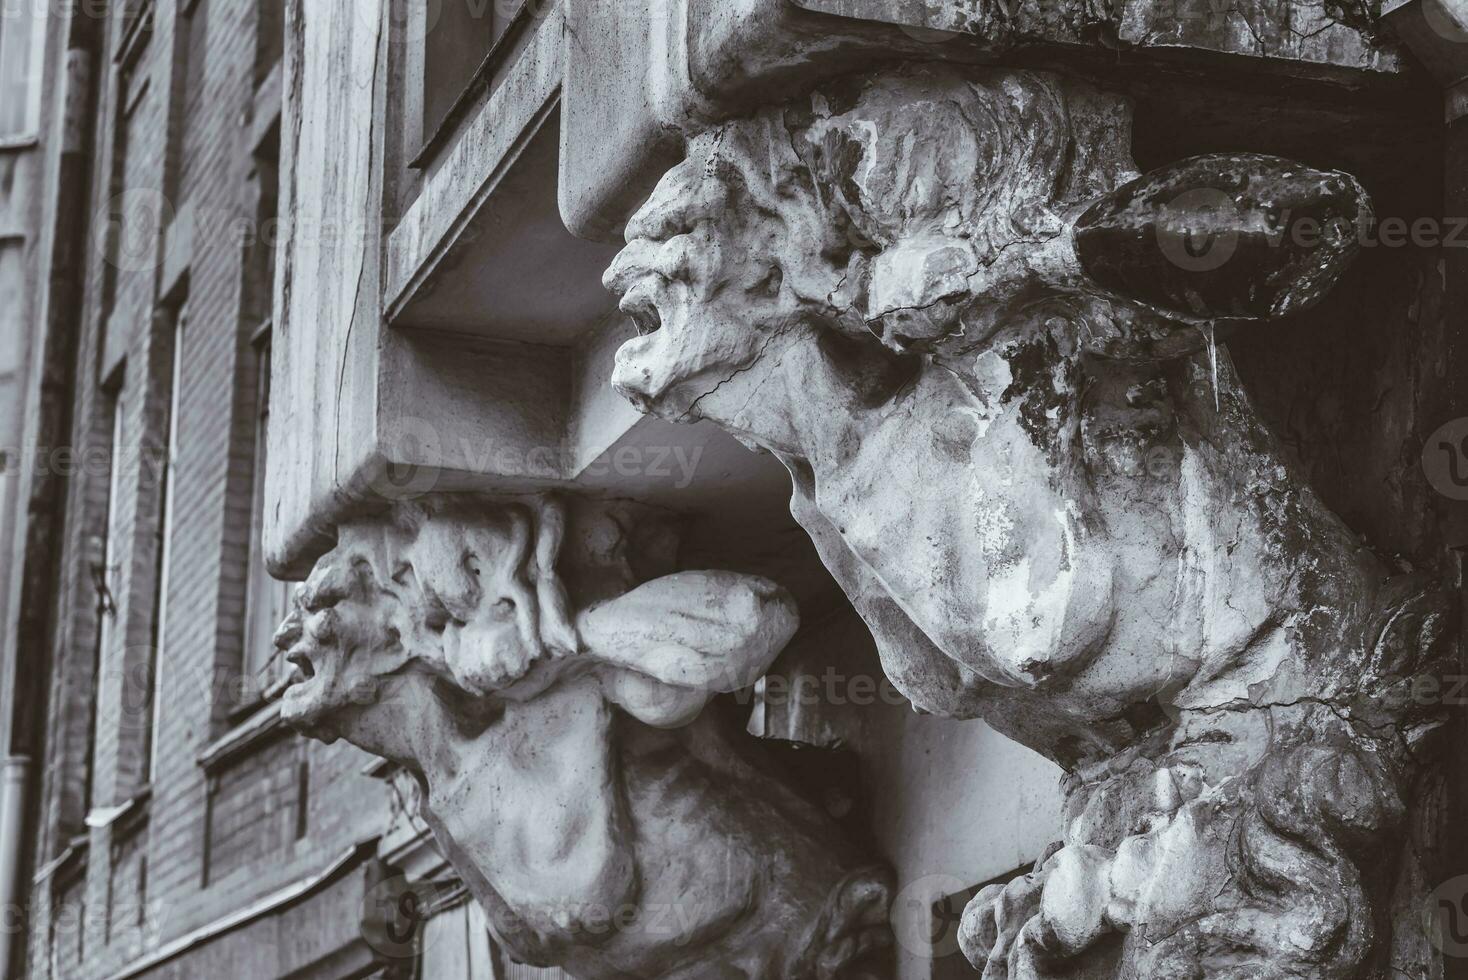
left=604, top=64, right=1459, bottom=977
left=276, top=496, right=893, bottom=979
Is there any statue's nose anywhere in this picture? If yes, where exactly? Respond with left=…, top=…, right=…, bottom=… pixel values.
left=603, top=238, right=663, bottom=294
left=274, top=615, right=303, bottom=651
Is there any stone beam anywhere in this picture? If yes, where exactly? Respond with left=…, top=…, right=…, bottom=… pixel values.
left=559, top=0, right=1407, bottom=242
left=1382, top=0, right=1468, bottom=116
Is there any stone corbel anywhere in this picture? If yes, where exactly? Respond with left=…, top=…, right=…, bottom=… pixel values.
left=603, top=65, right=1460, bottom=977
left=560, top=0, right=1403, bottom=241
left=277, top=495, right=894, bottom=978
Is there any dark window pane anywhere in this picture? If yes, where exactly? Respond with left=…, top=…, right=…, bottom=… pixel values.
left=422, top=0, right=498, bottom=140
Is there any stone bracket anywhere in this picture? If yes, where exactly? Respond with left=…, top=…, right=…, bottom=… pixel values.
left=559, top=0, right=1404, bottom=242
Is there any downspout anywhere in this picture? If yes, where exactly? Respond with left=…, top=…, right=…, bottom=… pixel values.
left=0, top=757, right=28, bottom=969
left=1, top=2, right=104, bottom=976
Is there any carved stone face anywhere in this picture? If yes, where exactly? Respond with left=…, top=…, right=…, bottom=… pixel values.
left=604, top=66, right=1371, bottom=732
left=603, top=70, right=1144, bottom=716
left=595, top=64, right=1444, bottom=980
left=274, top=513, right=561, bottom=752
left=274, top=556, right=412, bottom=748
left=603, top=67, right=1121, bottom=435
left=604, top=140, right=816, bottom=428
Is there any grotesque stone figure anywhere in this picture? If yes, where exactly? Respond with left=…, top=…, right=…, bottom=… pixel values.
left=276, top=496, right=893, bottom=979
left=604, top=65, right=1458, bottom=978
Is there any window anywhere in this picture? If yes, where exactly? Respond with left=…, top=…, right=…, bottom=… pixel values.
left=172, top=0, right=208, bottom=202
left=50, top=862, right=86, bottom=978
left=144, top=308, right=184, bottom=782
left=86, top=385, right=126, bottom=812
left=422, top=0, right=497, bottom=141
left=235, top=130, right=287, bottom=713
left=418, top=0, right=531, bottom=151
left=102, top=60, right=154, bottom=319
left=241, top=335, right=291, bottom=705
left=254, top=0, right=283, bottom=89
left=0, top=0, right=46, bottom=140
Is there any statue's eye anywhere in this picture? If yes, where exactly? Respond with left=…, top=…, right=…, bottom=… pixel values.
left=492, top=598, right=516, bottom=620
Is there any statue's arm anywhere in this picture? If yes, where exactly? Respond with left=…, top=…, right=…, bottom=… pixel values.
left=576, top=571, right=798, bottom=727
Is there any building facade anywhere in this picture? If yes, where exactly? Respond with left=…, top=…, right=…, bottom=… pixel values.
left=3, top=1, right=1467, bottom=979
left=0, top=0, right=568, bottom=977
left=261, top=0, right=1468, bottom=978
left=0, top=0, right=58, bottom=967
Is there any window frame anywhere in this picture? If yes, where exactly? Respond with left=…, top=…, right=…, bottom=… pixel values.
left=144, top=306, right=185, bottom=784
left=237, top=325, right=292, bottom=717
left=86, top=382, right=127, bottom=814
left=410, top=0, right=538, bottom=169
left=0, top=0, right=48, bottom=146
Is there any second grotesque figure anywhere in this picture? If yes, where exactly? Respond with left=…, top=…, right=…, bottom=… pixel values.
left=276, top=496, right=893, bottom=979
left=605, top=65, right=1458, bottom=978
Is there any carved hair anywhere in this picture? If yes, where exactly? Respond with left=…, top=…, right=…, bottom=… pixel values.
left=369, top=496, right=582, bottom=696
left=675, top=65, right=1136, bottom=346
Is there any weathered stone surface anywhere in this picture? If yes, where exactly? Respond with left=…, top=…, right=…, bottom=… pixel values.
left=604, top=64, right=1459, bottom=977
left=1075, top=153, right=1371, bottom=319
left=561, top=0, right=1405, bottom=242
left=797, top=0, right=1402, bottom=74
left=276, top=495, right=893, bottom=978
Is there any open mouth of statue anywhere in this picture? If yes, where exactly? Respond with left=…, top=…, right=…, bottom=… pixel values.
left=287, top=649, right=316, bottom=680
left=280, top=646, right=332, bottom=726
left=619, top=281, right=664, bottom=337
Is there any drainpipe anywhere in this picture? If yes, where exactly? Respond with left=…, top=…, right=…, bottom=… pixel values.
left=0, top=757, right=28, bottom=971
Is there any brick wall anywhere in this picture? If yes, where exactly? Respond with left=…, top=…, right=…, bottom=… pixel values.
left=26, top=1, right=391, bottom=976
left=202, top=733, right=306, bottom=887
